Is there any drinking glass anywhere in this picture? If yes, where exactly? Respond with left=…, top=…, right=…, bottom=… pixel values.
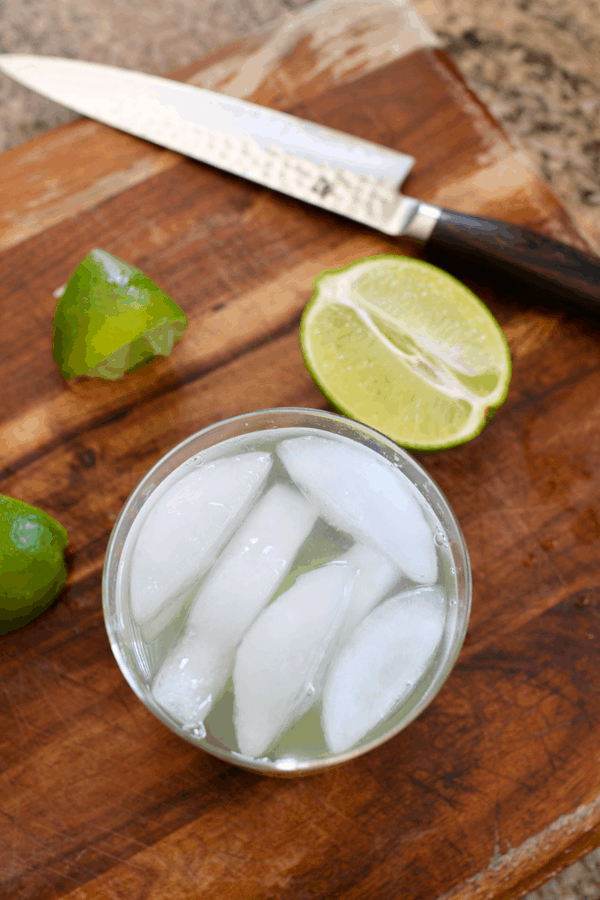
left=103, top=407, right=471, bottom=775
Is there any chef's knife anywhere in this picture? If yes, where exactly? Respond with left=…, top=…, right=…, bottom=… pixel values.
left=2, top=54, right=600, bottom=311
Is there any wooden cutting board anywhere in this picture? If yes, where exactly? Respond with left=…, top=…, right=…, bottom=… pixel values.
left=2, top=2, right=600, bottom=898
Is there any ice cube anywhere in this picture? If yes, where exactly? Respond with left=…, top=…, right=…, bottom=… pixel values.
left=233, top=562, right=357, bottom=758
left=152, top=484, right=317, bottom=728
left=307, top=544, right=398, bottom=703
left=130, top=452, right=272, bottom=625
left=278, top=436, right=437, bottom=584
left=321, top=586, right=445, bottom=754
left=335, top=543, right=398, bottom=645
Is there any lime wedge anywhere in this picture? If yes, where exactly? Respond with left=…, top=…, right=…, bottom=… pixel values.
left=300, top=255, right=511, bottom=451
left=53, top=249, right=188, bottom=379
left=0, top=494, right=68, bottom=634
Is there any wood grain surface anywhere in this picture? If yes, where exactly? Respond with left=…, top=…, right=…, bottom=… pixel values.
left=1, top=3, right=600, bottom=898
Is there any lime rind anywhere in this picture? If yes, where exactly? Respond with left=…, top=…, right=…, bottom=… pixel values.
left=53, top=249, right=188, bottom=380
left=300, top=255, right=511, bottom=452
left=0, top=494, right=68, bottom=635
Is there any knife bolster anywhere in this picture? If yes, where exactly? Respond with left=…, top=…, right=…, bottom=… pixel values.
left=401, top=201, right=441, bottom=242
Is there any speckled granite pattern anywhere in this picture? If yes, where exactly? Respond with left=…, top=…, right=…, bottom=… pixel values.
left=527, top=850, right=600, bottom=900
left=1, top=1, right=600, bottom=897
left=432, top=0, right=600, bottom=241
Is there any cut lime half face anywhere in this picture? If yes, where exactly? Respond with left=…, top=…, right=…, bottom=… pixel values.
left=300, top=255, right=512, bottom=451
left=53, top=249, right=188, bottom=380
left=0, top=494, right=68, bottom=635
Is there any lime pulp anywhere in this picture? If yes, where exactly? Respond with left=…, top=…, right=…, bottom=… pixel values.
left=300, top=255, right=511, bottom=451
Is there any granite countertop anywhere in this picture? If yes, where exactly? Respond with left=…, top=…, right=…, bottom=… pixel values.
left=1, top=0, right=599, bottom=897
left=434, top=0, right=600, bottom=246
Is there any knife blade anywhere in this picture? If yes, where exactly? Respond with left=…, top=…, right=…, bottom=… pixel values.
left=1, top=54, right=599, bottom=312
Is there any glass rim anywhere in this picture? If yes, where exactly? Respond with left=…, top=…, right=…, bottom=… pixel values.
left=103, top=407, right=472, bottom=775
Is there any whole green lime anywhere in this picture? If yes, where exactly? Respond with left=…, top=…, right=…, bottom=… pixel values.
left=0, top=494, right=68, bottom=634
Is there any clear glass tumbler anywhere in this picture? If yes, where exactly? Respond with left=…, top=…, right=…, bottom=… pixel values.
left=103, top=408, right=471, bottom=775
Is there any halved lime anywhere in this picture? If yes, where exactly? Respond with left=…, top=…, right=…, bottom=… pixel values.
left=53, top=249, right=188, bottom=380
left=300, top=255, right=511, bottom=451
left=0, top=494, right=68, bottom=634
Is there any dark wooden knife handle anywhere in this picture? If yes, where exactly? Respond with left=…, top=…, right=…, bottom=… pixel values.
left=427, top=208, right=600, bottom=313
